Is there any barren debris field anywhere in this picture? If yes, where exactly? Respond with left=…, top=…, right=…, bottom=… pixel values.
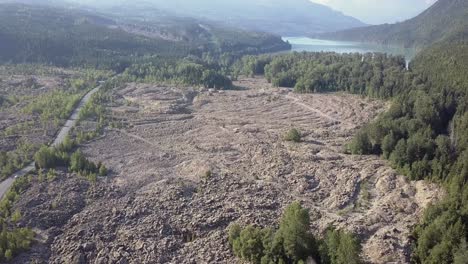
left=14, top=78, right=440, bottom=263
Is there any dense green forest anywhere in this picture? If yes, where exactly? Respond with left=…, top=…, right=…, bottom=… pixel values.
left=235, top=42, right=468, bottom=262
left=0, top=4, right=184, bottom=70
left=319, top=0, right=468, bottom=48
left=0, top=3, right=290, bottom=71
left=396, top=44, right=468, bottom=264
left=234, top=52, right=409, bottom=98
left=121, top=57, right=233, bottom=89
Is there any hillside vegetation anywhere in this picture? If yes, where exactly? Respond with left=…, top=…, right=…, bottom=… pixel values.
left=319, top=0, right=468, bottom=48
left=0, top=3, right=290, bottom=70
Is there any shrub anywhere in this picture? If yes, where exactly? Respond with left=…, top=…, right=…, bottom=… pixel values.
left=70, top=150, right=97, bottom=174
left=34, top=145, right=105, bottom=183
left=284, top=128, right=301, bottom=142
left=87, top=173, right=97, bottom=183
left=0, top=178, right=35, bottom=262
left=204, top=170, right=212, bottom=179
left=56, top=135, right=75, bottom=153
left=4, top=250, right=12, bottom=261
left=320, top=229, right=361, bottom=264
left=98, top=164, right=108, bottom=176
left=235, top=226, right=265, bottom=263
left=348, top=130, right=373, bottom=155
left=46, top=169, right=57, bottom=182
left=34, top=146, right=68, bottom=169
left=229, top=224, right=242, bottom=246
left=11, top=210, right=21, bottom=223
left=274, top=201, right=316, bottom=262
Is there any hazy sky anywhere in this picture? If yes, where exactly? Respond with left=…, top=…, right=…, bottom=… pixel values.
left=311, top=0, right=438, bottom=24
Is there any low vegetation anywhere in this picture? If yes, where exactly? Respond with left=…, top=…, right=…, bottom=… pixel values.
left=229, top=202, right=361, bottom=264
left=284, top=128, right=302, bottom=143
left=34, top=136, right=107, bottom=182
left=0, top=140, right=36, bottom=180
left=22, top=91, right=82, bottom=125
left=0, top=66, right=109, bottom=181
left=0, top=177, right=34, bottom=262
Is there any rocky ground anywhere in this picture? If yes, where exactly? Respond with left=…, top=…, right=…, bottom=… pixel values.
left=12, top=77, right=441, bottom=263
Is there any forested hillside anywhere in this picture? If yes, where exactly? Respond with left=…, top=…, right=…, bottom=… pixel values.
left=319, top=0, right=468, bottom=48
left=0, top=3, right=290, bottom=70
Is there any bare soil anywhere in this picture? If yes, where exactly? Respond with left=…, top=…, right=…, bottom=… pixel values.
left=13, top=77, right=441, bottom=264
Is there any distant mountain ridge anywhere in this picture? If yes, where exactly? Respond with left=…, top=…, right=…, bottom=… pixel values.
left=65, top=0, right=366, bottom=36
left=319, top=0, right=468, bottom=48
left=0, top=3, right=290, bottom=68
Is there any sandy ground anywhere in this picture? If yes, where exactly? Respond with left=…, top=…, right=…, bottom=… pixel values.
left=14, top=77, right=441, bottom=264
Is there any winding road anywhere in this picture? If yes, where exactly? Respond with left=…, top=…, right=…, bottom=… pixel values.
left=0, top=85, right=102, bottom=199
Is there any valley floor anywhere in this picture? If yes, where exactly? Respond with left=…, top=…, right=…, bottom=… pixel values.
left=13, top=78, right=441, bottom=263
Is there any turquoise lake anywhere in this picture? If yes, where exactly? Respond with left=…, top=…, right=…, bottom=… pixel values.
left=283, top=37, right=417, bottom=62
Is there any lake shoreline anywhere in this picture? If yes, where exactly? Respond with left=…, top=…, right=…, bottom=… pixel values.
left=283, top=37, right=417, bottom=62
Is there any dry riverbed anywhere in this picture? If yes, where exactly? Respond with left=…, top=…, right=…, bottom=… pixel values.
left=13, top=77, right=441, bottom=264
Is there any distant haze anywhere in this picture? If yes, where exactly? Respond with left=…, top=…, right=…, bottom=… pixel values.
left=66, top=0, right=438, bottom=25
left=62, top=0, right=367, bottom=35
left=310, top=0, right=438, bottom=24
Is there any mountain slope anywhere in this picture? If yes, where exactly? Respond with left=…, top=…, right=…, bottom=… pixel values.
left=0, top=3, right=290, bottom=69
left=66, top=0, right=366, bottom=36
left=0, top=3, right=188, bottom=68
left=319, top=0, right=468, bottom=48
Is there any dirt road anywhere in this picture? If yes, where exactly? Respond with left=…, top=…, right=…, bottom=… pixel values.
left=0, top=85, right=101, bottom=199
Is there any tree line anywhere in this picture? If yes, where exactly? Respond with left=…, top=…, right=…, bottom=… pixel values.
left=121, top=58, right=233, bottom=89
left=0, top=4, right=290, bottom=72
left=233, top=52, right=409, bottom=98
